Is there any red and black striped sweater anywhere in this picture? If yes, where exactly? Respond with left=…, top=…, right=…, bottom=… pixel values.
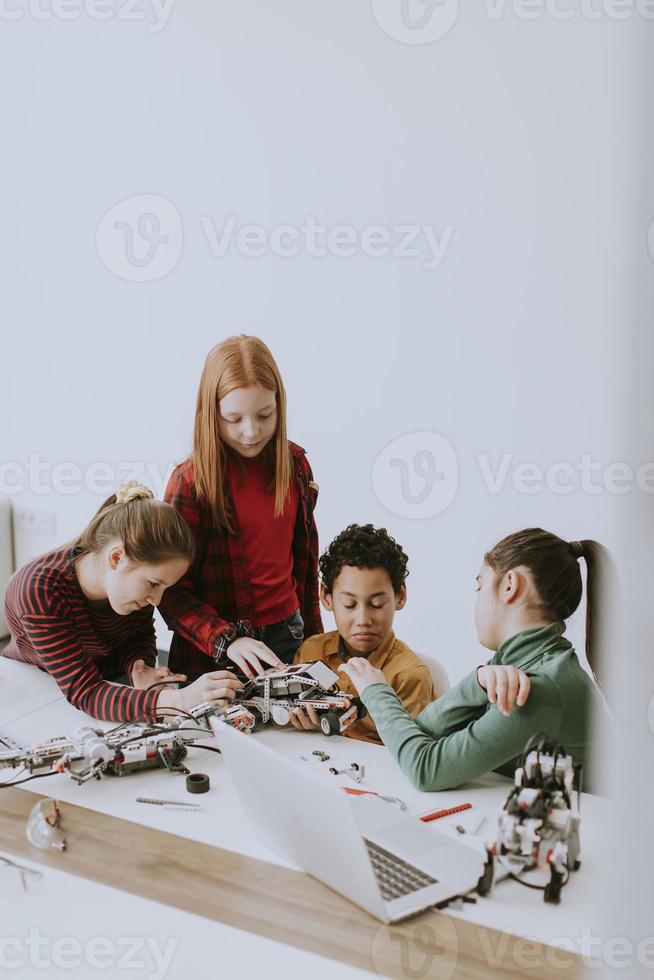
left=3, top=547, right=160, bottom=721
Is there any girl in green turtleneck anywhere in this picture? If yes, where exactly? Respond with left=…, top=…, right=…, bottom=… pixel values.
left=341, top=528, right=612, bottom=793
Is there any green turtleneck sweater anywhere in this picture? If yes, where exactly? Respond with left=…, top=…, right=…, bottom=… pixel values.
left=360, top=623, right=604, bottom=792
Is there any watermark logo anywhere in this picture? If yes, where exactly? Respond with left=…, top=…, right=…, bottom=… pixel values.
left=0, top=930, right=177, bottom=979
left=0, top=0, right=176, bottom=32
left=483, top=0, right=654, bottom=22
left=371, top=0, right=654, bottom=43
left=371, top=918, right=459, bottom=979
left=477, top=453, right=654, bottom=496
left=96, top=203, right=455, bottom=280
left=0, top=455, right=177, bottom=499
left=648, top=218, right=654, bottom=263
left=371, top=432, right=459, bottom=519
left=96, top=194, right=183, bottom=282
left=371, top=0, right=460, bottom=44
left=200, top=215, right=454, bottom=270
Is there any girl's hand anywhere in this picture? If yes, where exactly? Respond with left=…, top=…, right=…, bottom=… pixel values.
left=338, top=659, right=386, bottom=696
left=476, top=665, right=531, bottom=716
left=226, top=637, right=284, bottom=679
left=289, top=704, right=321, bottom=731
left=131, top=659, right=187, bottom=691
left=178, top=670, right=244, bottom=711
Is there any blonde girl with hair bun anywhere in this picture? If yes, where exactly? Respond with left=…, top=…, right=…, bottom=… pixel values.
left=3, top=483, right=243, bottom=721
left=160, top=335, right=323, bottom=682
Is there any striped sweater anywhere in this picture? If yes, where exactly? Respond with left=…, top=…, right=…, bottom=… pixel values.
left=2, top=546, right=160, bottom=722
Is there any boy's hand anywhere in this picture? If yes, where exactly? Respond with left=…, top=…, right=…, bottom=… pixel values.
left=131, top=659, right=187, bottom=690
left=338, top=659, right=386, bottom=696
left=476, top=665, right=531, bottom=716
left=289, top=705, right=321, bottom=731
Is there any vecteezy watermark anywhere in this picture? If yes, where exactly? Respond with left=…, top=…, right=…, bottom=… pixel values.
left=371, top=0, right=460, bottom=45
left=0, top=931, right=178, bottom=979
left=0, top=0, right=176, bottom=32
left=372, top=919, right=654, bottom=976
left=482, top=0, right=654, bottom=21
left=370, top=917, right=459, bottom=980
left=371, top=432, right=459, bottom=519
left=96, top=195, right=183, bottom=283
left=371, top=0, right=654, bottom=45
left=0, top=456, right=177, bottom=499
left=477, top=454, right=654, bottom=496
left=200, top=215, right=454, bottom=270
left=371, top=434, right=654, bottom=520
left=477, top=927, right=654, bottom=971
left=95, top=196, right=454, bottom=282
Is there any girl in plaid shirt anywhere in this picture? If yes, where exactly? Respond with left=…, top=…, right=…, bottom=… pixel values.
left=160, top=335, right=323, bottom=681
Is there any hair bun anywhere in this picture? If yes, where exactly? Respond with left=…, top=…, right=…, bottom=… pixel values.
left=116, top=481, right=154, bottom=505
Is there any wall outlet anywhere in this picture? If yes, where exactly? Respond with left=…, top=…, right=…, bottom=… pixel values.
left=15, top=509, right=57, bottom=534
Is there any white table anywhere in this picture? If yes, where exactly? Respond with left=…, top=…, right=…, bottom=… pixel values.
left=0, top=658, right=608, bottom=968
left=0, top=851, right=375, bottom=980
left=0, top=658, right=65, bottom=725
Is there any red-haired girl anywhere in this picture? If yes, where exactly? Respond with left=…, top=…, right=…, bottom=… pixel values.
left=160, top=336, right=322, bottom=681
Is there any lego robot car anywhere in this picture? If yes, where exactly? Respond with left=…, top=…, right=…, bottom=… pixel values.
left=234, top=660, right=367, bottom=736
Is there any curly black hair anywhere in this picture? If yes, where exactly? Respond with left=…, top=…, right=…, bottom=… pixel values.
left=319, top=524, right=409, bottom=595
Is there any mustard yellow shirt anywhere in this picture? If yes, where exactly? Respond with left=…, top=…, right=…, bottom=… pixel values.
left=294, top=629, right=435, bottom=744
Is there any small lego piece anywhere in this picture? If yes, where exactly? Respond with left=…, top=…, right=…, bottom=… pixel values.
left=186, top=773, right=210, bottom=794
left=328, top=764, right=365, bottom=784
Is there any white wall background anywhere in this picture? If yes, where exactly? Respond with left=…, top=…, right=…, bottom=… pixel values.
left=1, top=1, right=637, bottom=685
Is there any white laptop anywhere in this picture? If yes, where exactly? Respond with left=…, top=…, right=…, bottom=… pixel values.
left=211, top=720, right=486, bottom=923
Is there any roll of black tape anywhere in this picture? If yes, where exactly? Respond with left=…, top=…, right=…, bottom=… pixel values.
left=186, top=772, right=210, bottom=794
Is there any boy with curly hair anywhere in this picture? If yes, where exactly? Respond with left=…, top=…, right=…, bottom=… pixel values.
left=290, top=524, right=437, bottom=744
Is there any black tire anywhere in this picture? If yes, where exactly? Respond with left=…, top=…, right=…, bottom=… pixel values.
left=476, top=857, right=494, bottom=897
left=320, top=711, right=339, bottom=736
left=351, top=696, right=368, bottom=721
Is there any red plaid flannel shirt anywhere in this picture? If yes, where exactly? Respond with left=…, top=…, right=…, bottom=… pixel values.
left=159, top=442, right=322, bottom=677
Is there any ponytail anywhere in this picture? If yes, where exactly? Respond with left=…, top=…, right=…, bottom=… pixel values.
left=577, top=539, right=615, bottom=694
left=485, top=528, right=615, bottom=691
left=73, top=481, right=194, bottom=566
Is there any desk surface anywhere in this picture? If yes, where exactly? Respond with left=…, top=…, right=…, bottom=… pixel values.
left=0, top=657, right=66, bottom=724
left=0, top=658, right=603, bottom=976
left=1, top=846, right=375, bottom=980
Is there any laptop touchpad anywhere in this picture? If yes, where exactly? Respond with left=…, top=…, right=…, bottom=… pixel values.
left=379, top=822, right=451, bottom=858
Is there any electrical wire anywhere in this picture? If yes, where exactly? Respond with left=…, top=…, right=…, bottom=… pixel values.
left=103, top=706, right=199, bottom=739
left=499, top=858, right=571, bottom=893
left=0, top=771, right=58, bottom=789
left=145, top=679, right=183, bottom=692
left=112, top=727, right=215, bottom=750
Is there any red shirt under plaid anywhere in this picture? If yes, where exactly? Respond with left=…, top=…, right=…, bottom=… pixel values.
left=159, top=441, right=322, bottom=678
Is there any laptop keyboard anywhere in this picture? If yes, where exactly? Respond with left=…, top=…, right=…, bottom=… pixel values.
left=364, top=838, right=438, bottom=901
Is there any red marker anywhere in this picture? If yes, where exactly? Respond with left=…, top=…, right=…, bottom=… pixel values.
left=419, top=802, right=472, bottom=823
